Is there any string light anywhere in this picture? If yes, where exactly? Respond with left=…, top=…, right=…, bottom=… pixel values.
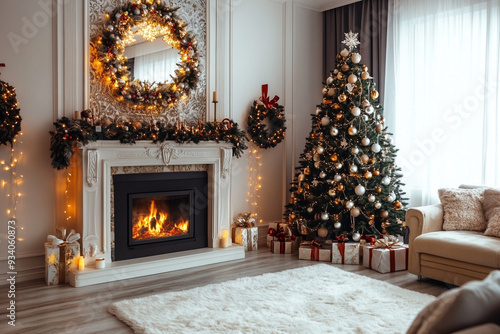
left=247, top=147, right=264, bottom=224
left=2, top=132, right=24, bottom=220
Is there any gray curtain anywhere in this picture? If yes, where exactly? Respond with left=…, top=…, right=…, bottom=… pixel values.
left=324, top=0, right=388, bottom=104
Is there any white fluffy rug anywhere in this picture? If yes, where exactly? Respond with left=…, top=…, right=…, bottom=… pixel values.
left=109, top=264, right=435, bottom=334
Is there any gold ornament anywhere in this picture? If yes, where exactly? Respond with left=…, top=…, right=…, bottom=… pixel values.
left=304, top=167, right=311, bottom=175
left=368, top=220, right=375, bottom=226
left=330, top=154, right=338, bottom=162
left=297, top=187, right=304, bottom=195
left=338, top=94, right=347, bottom=102
left=369, top=214, right=375, bottom=220
left=290, top=214, right=296, bottom=220
left=373, top=169, right=380, bottom=176
left=381, top=220, right=390, bottom=228
left=333, top=103, right=341, bottom=109
left=394, top=201, right=402, bottom=210
left=341, top=64, right=350, bottom=72
left=337, top=184, right=344, bottom=191
left=376, top=187, right=382, bottom=193
left=336, top=113, right=343, bottom=120
left=362, top=65, right=368, bottom=72
left=333, top=214, right=340, bottom=221
left=371, top=90, right=379, bottom=99
left=364, top=171, right=373, bottom=179
left=380, top=210, right=389, bottom=218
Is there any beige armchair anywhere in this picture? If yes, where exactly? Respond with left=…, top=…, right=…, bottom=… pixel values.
left=406, top=204, right=500, bottom=286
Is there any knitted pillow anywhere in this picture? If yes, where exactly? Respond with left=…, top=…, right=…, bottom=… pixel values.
left=438, top=188, right=486, bottom=231
left=483, top=188, right=500, bottom=237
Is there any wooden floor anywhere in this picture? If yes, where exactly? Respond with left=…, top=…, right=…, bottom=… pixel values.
left=1, top=248, right=450, bottom=334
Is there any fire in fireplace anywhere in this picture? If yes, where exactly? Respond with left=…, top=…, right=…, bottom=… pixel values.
left=113, top=171, right=208, bottom=261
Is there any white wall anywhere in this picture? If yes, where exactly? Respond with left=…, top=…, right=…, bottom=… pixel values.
left=0, top=0, right=56, bottom=278
left=230, top=0, right=323, bottom=224
left=0, top=0, right=323, bottom=281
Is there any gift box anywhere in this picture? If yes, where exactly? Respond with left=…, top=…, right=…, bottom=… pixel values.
left=298, top=242, right=331, bottom=261
left=234, top=226, right=258, bottom=251
left=331, top=242, right=359, bottom=264
left=45, top=243, right=60, bottom=286
left=363, top=243, right=409, bottom=273
left=45, top=229, right=81, bottom=285
left=271, top=239, right=299, bottom=254
left=267, top=222, right=291, bottom=247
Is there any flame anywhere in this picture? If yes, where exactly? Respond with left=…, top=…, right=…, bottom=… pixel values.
left=132, top=200, right=189, bottom=240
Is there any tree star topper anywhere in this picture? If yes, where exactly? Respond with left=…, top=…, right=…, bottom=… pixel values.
left=342, top=31, right=360, bottom=51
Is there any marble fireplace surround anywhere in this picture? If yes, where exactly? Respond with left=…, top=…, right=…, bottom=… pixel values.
left=69, top=141, right=244, bottom=287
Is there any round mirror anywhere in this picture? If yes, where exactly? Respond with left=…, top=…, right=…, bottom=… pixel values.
left=92, top=1, right=200, bottom=110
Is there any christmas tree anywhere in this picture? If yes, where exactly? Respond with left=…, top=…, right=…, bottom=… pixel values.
left=284, top=32, right=407, bottom=241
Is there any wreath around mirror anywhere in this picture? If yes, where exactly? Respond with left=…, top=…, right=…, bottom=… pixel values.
left=92, top=0, right=200, bottom=110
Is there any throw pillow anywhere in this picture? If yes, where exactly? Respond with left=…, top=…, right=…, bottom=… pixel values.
left=407, top=270, right=500, bottom=334
left=438, top=188, right=486, bottom=231
left=483, top=188, right=500, bottom=237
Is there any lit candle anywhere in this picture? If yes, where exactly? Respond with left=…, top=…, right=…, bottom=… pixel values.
left=220, top=229, right=229, bottom=248
left=78, top=256, right=85, bottom=271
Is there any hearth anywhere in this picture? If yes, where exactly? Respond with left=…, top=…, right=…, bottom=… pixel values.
left=113, top=171, right=208, bottom=261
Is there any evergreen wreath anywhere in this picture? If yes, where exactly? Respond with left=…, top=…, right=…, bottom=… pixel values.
left=50, top=116, right=248, bottom=170
left=0, top=80, right=22, bottom=146
left=92, top=1, right=200, bottom=108
left=247, top=84, right=286, bottom=149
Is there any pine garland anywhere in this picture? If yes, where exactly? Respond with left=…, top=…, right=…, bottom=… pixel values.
left=49, top=117, right=248, bottom=170
left=0, top=80, right=22, bottom=146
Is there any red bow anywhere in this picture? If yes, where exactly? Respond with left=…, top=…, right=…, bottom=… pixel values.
left=336, top=235, right=349, bottom=243
left=261, top=84, right=279, bottom=109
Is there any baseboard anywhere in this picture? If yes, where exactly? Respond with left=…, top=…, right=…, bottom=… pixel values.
left=0, top=255, right=45, bottom=286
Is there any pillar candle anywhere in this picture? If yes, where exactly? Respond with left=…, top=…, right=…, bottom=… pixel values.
left=213, top=91, right=217, bottom=101
left=220, top=229, right=229, bottom=248
left=78, top=256, right=85, bottom=271
left=95, top=257, right=105, bottom=269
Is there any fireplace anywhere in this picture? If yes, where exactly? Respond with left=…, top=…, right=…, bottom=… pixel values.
left=69, top=141, right=244, bottom=287
left=113, top=171, right=208, bottom=261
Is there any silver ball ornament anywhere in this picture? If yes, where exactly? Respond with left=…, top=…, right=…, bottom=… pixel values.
left=334, top=174, right=342, bottom=182
left=321, top=212, right=329, bottom=221
left=374, top=201, right=382, bottom=209
left=321, top=116, right=331, bottom=126
left=362, top=137, right=371, bottom=146
left=371, top=143, right=381, bottom=153
left=330, top=127, right=339, bottom=136
left=351, top=146, right=359, bottom=154
left=351, top=106, right=361, bottom=117
left=350, top=164, right=358, bottom=173
left=368, top=194, right=376, bottom=202
left=334, top=222, right=342, bottom=229
left=350, top=207, right=361, bottom=217
left=382, top=176, right=391, bottom=185
left=355, top=184, right=366, bottom=196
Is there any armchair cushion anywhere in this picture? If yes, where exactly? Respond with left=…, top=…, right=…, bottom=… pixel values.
left=438, top=188, right=486, bottom=232
left=483, top=188, right=500, bottom=237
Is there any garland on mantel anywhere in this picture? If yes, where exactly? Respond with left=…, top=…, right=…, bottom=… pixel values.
left=49, top=117, right=248, bottom=170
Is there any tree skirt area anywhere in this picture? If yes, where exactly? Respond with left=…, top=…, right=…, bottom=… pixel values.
left=108, top=264, right=434, bottom=334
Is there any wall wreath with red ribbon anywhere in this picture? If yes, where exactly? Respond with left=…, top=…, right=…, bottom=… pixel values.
left=247, top=84, right=286, bottom=149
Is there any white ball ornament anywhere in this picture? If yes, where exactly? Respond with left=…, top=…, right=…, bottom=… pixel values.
left=307, top=207, right=314, bottom=213
left=326, top=76, right=334, bottom=85
left=368, top=194, right=376, bottom=202
left=361, top=71, right=370, bottom=80
left=318, top=227, right=329, bottom=238
left=376, top=123, right=384, bottom=132
left=350, top=207, right=361, bottom=217
left=362, top=115, right=369, bottom=121
left=350, top=106, right=361, bottom=117
left=316, top=107, right=322, bottom=115
left=362, top=99, right=371, bottom=108
left=350, top=164, right=358, bottom=173
left=345, top=201, right=354, bottom=209
left=316, top=146, right=325, bottom=154
left=382, top=176, right=391, bottom=185
left=335, top=163, right=343, bottom=170
left=362, top=137, right=371, bottom=146
left=340, top=49, right=349, bottom=57
left=371, top=143, right=381, bottom=153
left=328, top=189, right=336, bottom=197
left=355, top=184, right=366, bottom=196
left=348, top=126, right=358, bottom=136
left=334, top=174, right=342, bottom=182
left=319, top=171, right=327, bottom=178
left=387, top=194, right=395, bottom=202
left=321, top=116, right=331, bottom=126
left=361, top=154, right=370, bottom=164
left=348, top=74, right=358, bottom=84
left=321, top=212, right=330, bottom=221
left=351, top=53, right=362, bottom=63
left=334, top=222, right=342, bottom=229
left=352, top=232, right=361, bottom=241
left=330, top=127, right=339, bottom=136
left=365, top=106, right=374, bottom=114
left=351, top=146, right=359, bottom=155
left=328, top=88, right=335, bottom=96
left=375, top=201, right=382, bottom=209
left=322, top=87, right=328, bottom=95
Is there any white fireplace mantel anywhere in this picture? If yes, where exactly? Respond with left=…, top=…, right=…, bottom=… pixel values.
left=69, top=141, right=244, bottom=287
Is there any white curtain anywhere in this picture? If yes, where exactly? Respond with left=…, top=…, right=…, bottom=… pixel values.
left=385, top=0, right=500, bottom=207
left=134, top=47, right=179, bottom=84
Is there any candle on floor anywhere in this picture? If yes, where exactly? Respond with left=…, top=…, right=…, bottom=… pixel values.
left=220, top=229, right=229, bottom=248
left=78, top=256, right=85, bottom=271
left=95, top=257, right=105, bottom=269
